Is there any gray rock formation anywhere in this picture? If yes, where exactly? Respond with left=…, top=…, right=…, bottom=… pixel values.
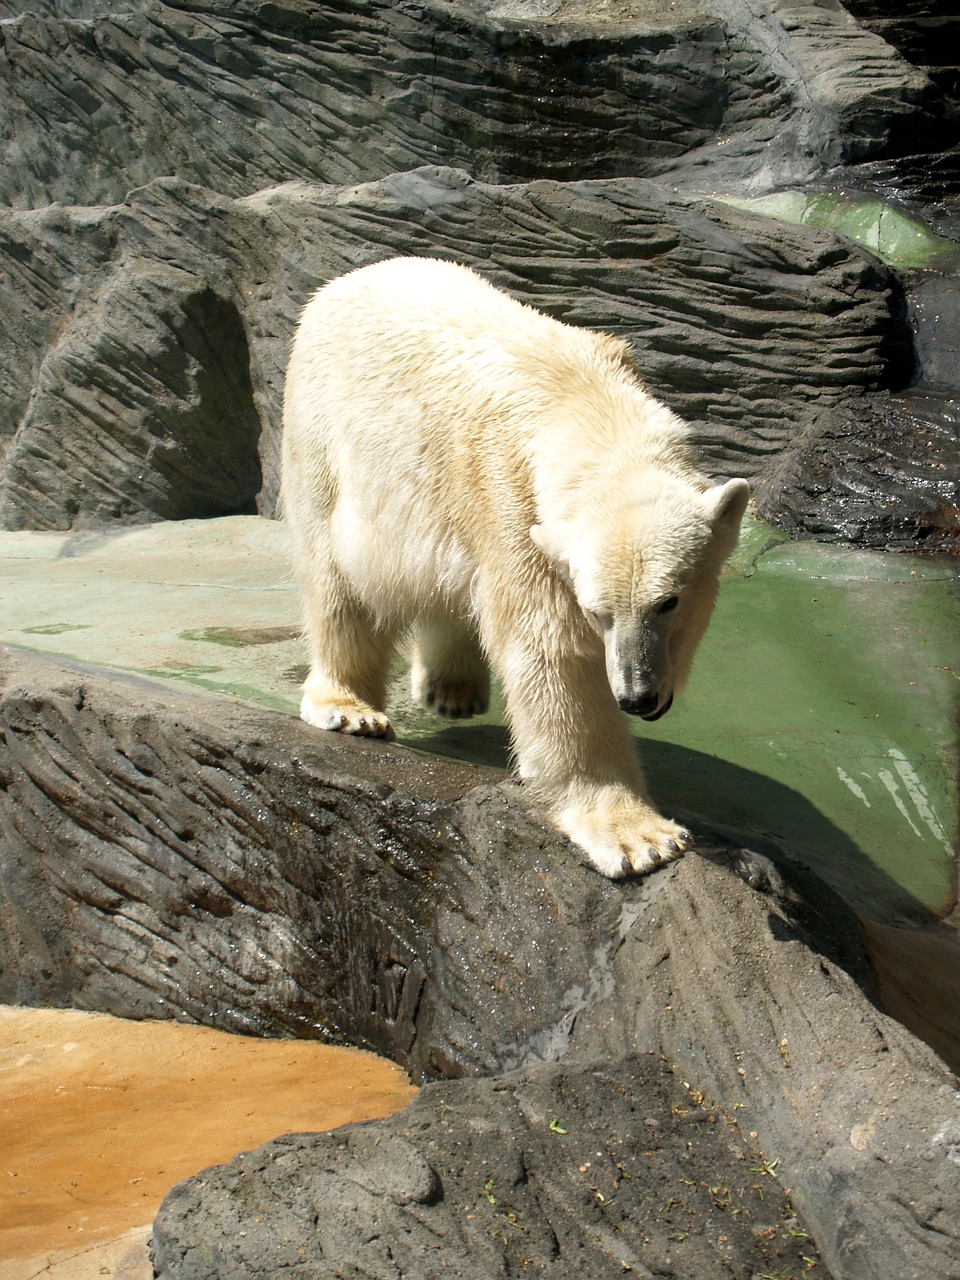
left=0, top=0, right=933, bottom=209
left=754, top=390, right=960, bottom=550
left=153, top=1056, right=828, bottom=1280
left=2, top=647, right=958, bottom=1280
left=0, top=0, right=953, bottom=541
left=0, top=169, right=911, bottom=528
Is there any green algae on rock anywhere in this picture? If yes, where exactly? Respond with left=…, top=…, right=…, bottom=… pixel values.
left=716, top=190, right=960, bottom=271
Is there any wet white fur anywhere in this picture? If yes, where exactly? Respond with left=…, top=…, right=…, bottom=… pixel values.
left=281, top=257, right=749, bottom=878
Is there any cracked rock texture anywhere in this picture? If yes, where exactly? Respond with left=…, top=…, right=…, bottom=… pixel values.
left=2, top=648, right=959, bottom=1280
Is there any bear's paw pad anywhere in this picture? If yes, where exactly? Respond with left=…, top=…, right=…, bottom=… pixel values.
left=300, top=693, right=395, bottom=740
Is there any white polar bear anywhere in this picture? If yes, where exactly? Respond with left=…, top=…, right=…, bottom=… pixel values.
left=281, top=257, right=749, bottom=879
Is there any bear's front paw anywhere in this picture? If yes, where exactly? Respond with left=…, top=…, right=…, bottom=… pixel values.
left=558, top=797, right=691, bottom=880
left=300, top=692, right=395, bottom=740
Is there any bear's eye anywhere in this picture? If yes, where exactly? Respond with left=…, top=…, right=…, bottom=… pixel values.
left=586, top=609, right=610, bottom=634
left=656, top=595, right=679, bottom=615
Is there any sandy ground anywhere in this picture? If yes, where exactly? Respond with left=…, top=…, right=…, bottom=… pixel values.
left=0, top=1007, right=418, bottom=1280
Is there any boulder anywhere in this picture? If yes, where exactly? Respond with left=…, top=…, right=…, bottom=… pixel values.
left=753, top=389, right=960, bottom=551
left=153, top=1055, right=828, bottom=1280
left=1, top=646, right=958, bottom=1280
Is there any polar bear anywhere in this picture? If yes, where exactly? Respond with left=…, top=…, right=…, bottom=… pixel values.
left=281, top=257, right=749, bottom=879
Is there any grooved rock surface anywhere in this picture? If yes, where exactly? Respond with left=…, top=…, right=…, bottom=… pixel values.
left=2, top=647, right=958, bottom=1280
left=0, top=168, right=910, bottom=528
left=0, top=643, right=599, bottom=1072
left=0, top=0, right=949, bottom=537
left=0, top=0, right=933, bottom=210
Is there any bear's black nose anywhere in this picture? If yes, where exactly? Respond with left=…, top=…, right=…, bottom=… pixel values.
left=618, top=692, right=660, bottom=717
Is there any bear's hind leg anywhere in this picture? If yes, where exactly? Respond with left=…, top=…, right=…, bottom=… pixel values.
left=299, top=571, right=396, bottom=740
left=411, top=617, right=490, bottom=719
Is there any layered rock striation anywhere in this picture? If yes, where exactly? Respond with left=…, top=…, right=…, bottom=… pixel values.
left=0, top=169, right=913, bottom=527
left=0, top=0, right=955, bottom=542
left=0, top=0, right=934, bottom=208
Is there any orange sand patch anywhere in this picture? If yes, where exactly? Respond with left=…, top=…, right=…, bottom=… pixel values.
left=0, top=1006, right=417, bottom=1278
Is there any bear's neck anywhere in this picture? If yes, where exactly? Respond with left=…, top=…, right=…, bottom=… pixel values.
left=528, top=379, right=699, bottom=528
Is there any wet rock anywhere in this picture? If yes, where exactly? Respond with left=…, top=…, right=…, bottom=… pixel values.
left=1, top=647, right=958, bottom=1280
left=0, top=169, right=910, bottom=527
left=753, top=389, right=960, bottom=551
left=0, top=643, right=608, bottom=1068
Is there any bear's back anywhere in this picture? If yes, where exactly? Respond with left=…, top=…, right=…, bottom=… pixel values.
left=301, top=257, right=559, bottom=392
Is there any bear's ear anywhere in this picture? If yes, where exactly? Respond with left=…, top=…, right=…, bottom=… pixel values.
left=530, top=524, right=572, bottom=583
left=704, top=478, right=750, bottom=535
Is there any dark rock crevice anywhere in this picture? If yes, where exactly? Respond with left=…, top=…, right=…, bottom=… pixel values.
left=0, top=269, right=262, bottom=528
left=753, top=391, right=960, bottom=551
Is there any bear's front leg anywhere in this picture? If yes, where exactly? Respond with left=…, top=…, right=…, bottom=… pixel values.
left=556, top=782, right=691, bottom=879
left=489, top=598, right=690, bottom=879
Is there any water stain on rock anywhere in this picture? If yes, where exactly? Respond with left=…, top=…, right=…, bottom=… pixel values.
left=143, top=664, right=224, bottom=678
left=20, top=623, right=91, bottom=636
left=179, top=626, right=300, bottom=647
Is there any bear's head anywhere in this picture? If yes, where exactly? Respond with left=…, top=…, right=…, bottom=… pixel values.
left=531, top=475, right=749, bottom=720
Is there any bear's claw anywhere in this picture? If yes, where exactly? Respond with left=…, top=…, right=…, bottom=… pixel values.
left=558, top=798, right=691, bottom=880
left=300, top=693, right=395, bottom=740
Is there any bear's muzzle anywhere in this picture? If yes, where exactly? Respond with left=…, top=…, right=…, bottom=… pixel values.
left=619, top=691, right=673, bottom=720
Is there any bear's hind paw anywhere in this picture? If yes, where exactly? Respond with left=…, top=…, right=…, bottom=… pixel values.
left=300, top=693, right=395, bottom=740
left=417, top=678, right=489, bottom=720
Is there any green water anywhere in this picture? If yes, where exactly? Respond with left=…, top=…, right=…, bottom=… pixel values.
left=391, top=520, right=959, bottom=925
left=0, top=515, right=955, bottom=926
